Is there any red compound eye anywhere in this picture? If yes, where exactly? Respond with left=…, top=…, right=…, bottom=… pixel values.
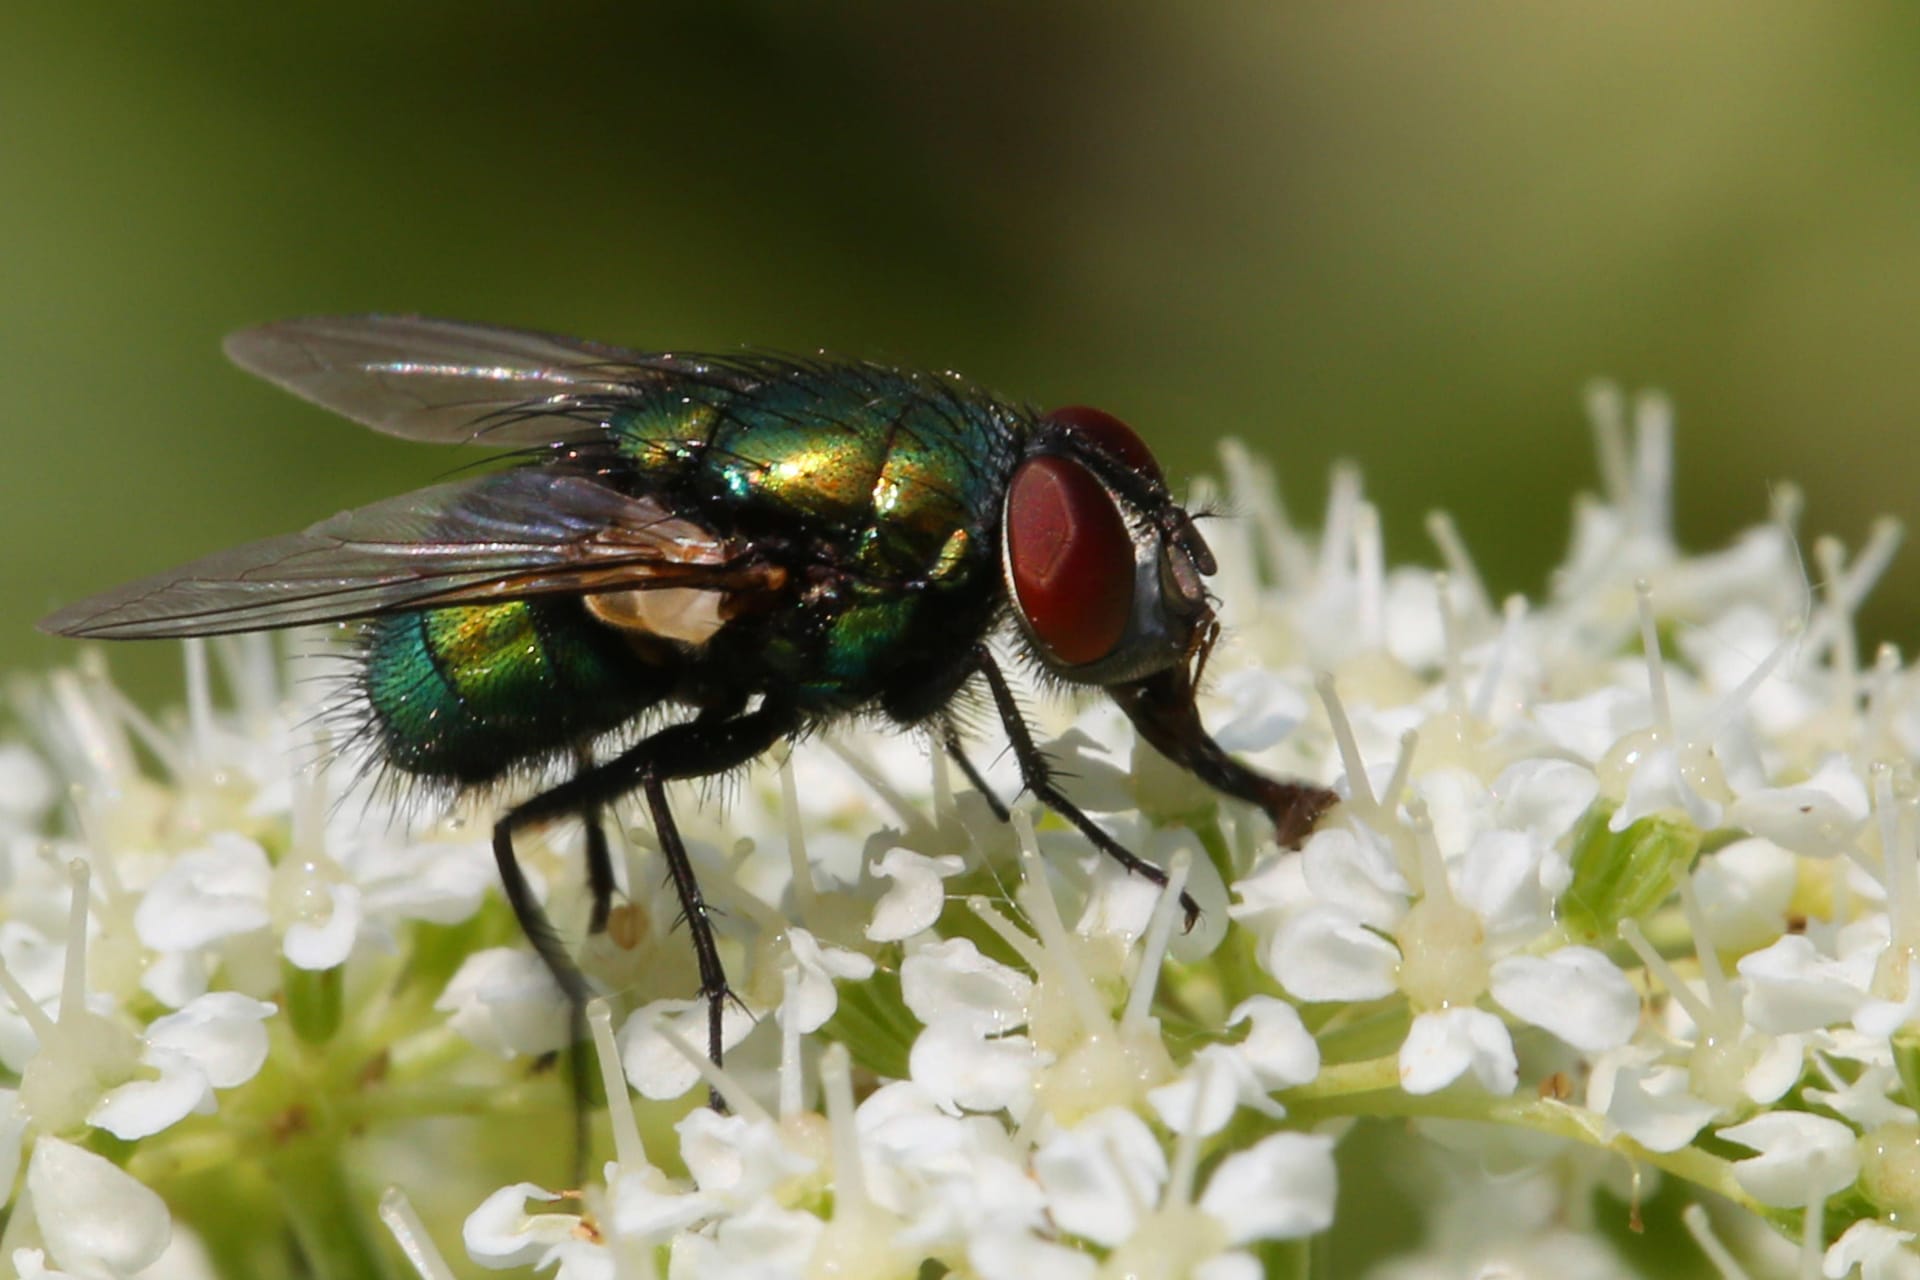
left=1006, top=454, right=1134, bottom=666
left=1042, top=405, right=1164, bottom=484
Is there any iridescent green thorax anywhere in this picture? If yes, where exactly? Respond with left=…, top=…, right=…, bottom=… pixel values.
left=364, top=600, right=666, bottom=782
left=613, top=360, right=1023, bottom=591
left=608, top=359, right=1028, bottom=713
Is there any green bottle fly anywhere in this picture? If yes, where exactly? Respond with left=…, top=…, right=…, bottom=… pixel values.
left=40, top=317, right=1337, bottom=1077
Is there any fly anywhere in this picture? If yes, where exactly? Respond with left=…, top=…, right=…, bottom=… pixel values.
left=39, top=316, right=1339, bottom=1093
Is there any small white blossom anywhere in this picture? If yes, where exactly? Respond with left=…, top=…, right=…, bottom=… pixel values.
left=1719, top=1112, right=1862, bottom=1207
left=436, top=947, right=571, bottom=1058
left=1826, top=1220, right=1920, bottom=1280
left=865, top=848, right=963, bottom=942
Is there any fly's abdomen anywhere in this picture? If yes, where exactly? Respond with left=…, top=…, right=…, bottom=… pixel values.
left=363, top=600, right=666, bottom=783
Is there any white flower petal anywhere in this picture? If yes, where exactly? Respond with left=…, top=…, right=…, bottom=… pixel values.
left=144, top=992, right=276, bottom=1088
left=359, top=836, right=494, bottom=926
left=1727, top=786, right=1864, bottom=859
left=1044, top=730, right=1135, bottom=814
left=1079, top=830, right=1232, bottom=962
left=0, top=746, right=54, bottom=828
left=908, top=1019, right=1041, bottom=1115
left=1805, top=1063, right=1918, bottom=1129
left=140, top=951, right=210, bottom=1010
left=1412, top=769, right=1493, bottom=861
left=1856, top=953, right=1920, bottom=1041
left=1381, top=571, right=1446, bottom=669
left=605, top=1166, right=722, bottom=1240
left=1032, top=1108, right=1166, bottom=1247
left=1399, top=1008, right=1516, bottom=1096
left=1269, top=909, right=1400, bottom=1002
left=27, top=1137, right=170, bottom=1276
left=1490, top=948, right=1638, bottom=1052
left=88, top=1047, right=210, bottom=1140
left=1228, top=852, right=1313, bottom=931
left=900, top=937, right=1031, bottom=1037
left=1726, top=757, right=1869, bottom=860
left=866, top=849, right=964, bottom=943
left=1741, top=1031, right=1808, bottom=1106
left=1493, top=759, right=1601, bottom=845
left=970, top=1231, right=1098, bottom=1280
left=1719, top=1112, right=1862, bottom=1207
left=1300, top=827, right=1407, bottom=928
left=676, top=1107, right=814, bottom=1201
left=11, top=1248, right=75, bottom=1280
left=1197, top=1132, right=1338, bottom=1244
left=436, top=948, right=571, bottom=1058
left=674, top=1199, right=823, bottom=1280
left=1208, top=668, right=1310, bottom=753
left=783, top=927, right=875, bottom=1034
left=1614, top=745, right=1721, bottom=832
left=1194, top=1253, right=1263, bottom=1280
left=1824, top=1220, right=1920, bottom=1280
left=282, top=882, right=361, bottom=971
left=1693, top=838, right=1798, bottom=953
left=1739, top=935, right=1867, bottom=1034
left=1454, top=830, right=1549, bottom=939
left=1534, top=687, right=1644, bottom=763
left=1588, top=1050, right=1718, bottom=1153
left=1148, top=1046, right=1269, bottom=1137
left=1227, top=996, right=1320, bottom=1089
left=618, top=1000, right=757, bottom=1101
left=548, top=1239, right=612, bottom=1280
left=132, top=835, right=271, bottom=952
left=462, top=1182, right=576, bottom=1268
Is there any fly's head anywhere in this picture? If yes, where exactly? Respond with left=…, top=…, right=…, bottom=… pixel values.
left=1002, top=405, right=1216, bottom=686
left=1001, top=406, right=1336, bottom=847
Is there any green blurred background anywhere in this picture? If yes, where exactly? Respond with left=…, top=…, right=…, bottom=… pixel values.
left=8, top=2, right=1920, bottom=701
left=4, top=6, right=1903, bottom=1273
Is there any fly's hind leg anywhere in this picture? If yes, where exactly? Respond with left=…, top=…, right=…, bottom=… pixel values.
left=493, top=793, right=623, bottom=1173
left=497, top=699, right=801, bottom=1108
left=490, top=809, right=596, bottom=1170
left=638, top=776, right=730, bottom=1067
left=582, top=803, right=617, bottom=936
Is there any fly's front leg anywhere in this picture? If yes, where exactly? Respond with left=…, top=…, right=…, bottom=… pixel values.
left=970, top=646, right=1201, bottom=927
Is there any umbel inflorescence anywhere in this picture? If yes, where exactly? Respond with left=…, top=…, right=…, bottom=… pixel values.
left=3, top=388, right=1918, bottom=1278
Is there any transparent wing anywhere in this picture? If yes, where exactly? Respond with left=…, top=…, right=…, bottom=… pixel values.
left=223, top=315, right=751, bottom=447
left=39, top=469, right=765, bottom=639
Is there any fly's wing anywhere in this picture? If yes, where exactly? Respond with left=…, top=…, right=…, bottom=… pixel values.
left=224, top=316, right=754, bottom=447
left=39, top=469, right=768, bottom=639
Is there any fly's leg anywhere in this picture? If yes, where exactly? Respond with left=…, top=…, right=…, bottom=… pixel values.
left=640, top=776, right=729, bottom=1069
left=490, top=813, right=596, bottom=1172
left=490, top=798, right=633, bottom=1171
left=583, top=804, right=616, bottom=936
left=939, top=722, right=1009, bottom=823
left=491, top=823, right=593, bottom=1007
left=496, top=700, right=799, bottom=1107
left=970, top=647, right=1202, bottom=927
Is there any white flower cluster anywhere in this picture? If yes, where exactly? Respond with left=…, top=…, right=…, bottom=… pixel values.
left=3, top=387, right=1918, bottom=1278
